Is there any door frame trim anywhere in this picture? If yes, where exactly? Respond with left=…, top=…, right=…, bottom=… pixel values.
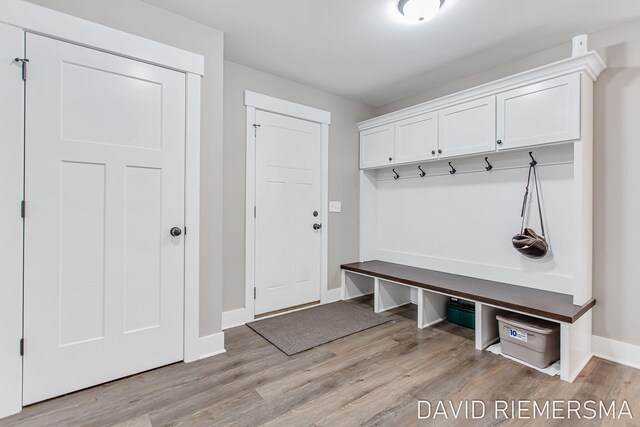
left=244, top=91, right=331, bottom=322
left=0, top=2, right=202, bottom=418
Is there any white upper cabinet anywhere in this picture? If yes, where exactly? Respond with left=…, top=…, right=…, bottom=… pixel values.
left=357, top=52, right=606, bottom=170
left=497, top=74, right=580, bottom=150
left=394, top=112, right=438, bottom=164
left=360, top=124, right=395, bottom=169
left=438, top=96, right=496, bottom=158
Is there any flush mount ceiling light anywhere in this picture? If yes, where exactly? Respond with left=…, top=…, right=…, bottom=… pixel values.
left=398, top=0, right=445, bottom=23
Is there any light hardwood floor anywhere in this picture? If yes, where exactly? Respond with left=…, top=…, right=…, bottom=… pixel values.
left=3, top=298, right=639, bottom=426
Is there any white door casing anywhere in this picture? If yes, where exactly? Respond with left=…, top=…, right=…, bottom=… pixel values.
left=244, top=91, right=330, bottom=322
left=23, top=34, right=186, bottom=404
left=254, top=110, right=322, bottom=315
left=0, top=22, right=24, bottom=417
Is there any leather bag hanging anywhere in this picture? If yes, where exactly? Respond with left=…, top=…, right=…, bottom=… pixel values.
left=512, top=161, right=549, bottom=258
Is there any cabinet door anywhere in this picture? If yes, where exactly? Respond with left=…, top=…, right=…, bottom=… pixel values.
left=496, top=74, right=580, bottom=150
left=394, top=112, right=438, bottom=164
left=360, top=124, right=395, bottom=169
left=438, top=96, right=496, bottom=158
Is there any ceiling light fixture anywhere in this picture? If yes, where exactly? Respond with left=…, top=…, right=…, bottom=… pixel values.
left=398, top=0, right=445, bottom=23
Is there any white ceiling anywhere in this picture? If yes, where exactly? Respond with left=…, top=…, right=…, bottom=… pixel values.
left=144, top=0, right=640, bottom=107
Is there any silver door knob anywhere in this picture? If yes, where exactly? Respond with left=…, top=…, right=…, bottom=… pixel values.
left=313, top=223, right=322, bottom=230
left=170, top=227, right=182, bottom=237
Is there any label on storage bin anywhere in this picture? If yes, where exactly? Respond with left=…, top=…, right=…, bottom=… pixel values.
left=509, top=328, right=528, bottom=342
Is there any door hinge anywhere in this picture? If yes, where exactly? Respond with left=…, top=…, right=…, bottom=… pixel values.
left=254, top=206, right=256, bottom=218
left=253, top=124, right=260, bottom=137
left=254, top=287, right=257, bottom=299
left=20, top=200, right=25, bottom=218
left=184, top=226, right=187, bottom=236
left=20, top=339, right=24, bottom=356
left=15, top=58, right=29, bottom=81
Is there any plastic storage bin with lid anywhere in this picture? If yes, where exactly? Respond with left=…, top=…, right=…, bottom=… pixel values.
left=497, top=312, right=560, bottom=368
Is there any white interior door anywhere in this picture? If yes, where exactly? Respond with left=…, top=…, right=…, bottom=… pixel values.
left=23, top=34, right=186, bottom=405
left=255, top=110, right=322, bottom=315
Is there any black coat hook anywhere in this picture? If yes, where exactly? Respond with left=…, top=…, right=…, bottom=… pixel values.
left=418, top=165, right=426, bottom=178
left=448, top=162, right=456, bottom=175
left=485, top=157, right=493, bottom=171
left=392, top=168, right=400, bottom=180
left=529, top=151, right=538, bottom=167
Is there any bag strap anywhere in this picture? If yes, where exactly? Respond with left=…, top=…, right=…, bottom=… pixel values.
left=520, top=163, right=545, bottom=236
left=519, top=165, right=533, bottom=233
left=532, top=164, right=545, bottom=237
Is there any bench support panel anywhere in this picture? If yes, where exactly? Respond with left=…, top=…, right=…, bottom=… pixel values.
left=560, top=310, right=593, bottom=382
left=475, top=303, right=501, bottom=350
left=417, top=290, right=448, bottom=329
left=341, top=270, right=374, bottom=301
left=375, top=279, right=412, bottom=313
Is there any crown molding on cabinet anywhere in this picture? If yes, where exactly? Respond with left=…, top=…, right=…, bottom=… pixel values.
left=358, top=51, right=606, bottom=131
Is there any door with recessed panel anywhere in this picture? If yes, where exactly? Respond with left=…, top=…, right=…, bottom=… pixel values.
left=23, top=34, right=186, bottom=404
left=254, top=110, right=322, bottom=315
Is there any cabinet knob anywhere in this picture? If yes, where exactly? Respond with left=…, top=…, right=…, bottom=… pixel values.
left=438, top=149, right=442, bottom=154
left=431, top=150, right=436, bottom=155
left=388, top=157, right=393, bottom=162
left=497, top=140, right=503, bottom=145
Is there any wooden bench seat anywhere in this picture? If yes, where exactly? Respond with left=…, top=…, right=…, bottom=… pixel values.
left=341, top=260, right=595, bottom=324
left=340, top=260, right=596, bottom=383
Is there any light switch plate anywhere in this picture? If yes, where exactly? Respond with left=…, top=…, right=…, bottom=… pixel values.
left=329, top=201, right=342, bottom=213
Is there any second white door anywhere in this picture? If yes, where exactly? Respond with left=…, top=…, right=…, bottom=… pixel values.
left=254, top=110, right=322, bottom=315
left=23, top=34, right=186, bottom=404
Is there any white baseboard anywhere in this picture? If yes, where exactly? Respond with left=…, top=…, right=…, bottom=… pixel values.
left=198, top=331, right=226, bottom=360
left=324, top=287, right=342, bottom=304
left=592, top=335, right=640, bottom=370
left=222, top=308, right=246, bottom=330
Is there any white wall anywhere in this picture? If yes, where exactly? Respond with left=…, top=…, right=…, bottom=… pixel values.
left=223, top=61, right=376, bottom=312
left=26, top=0, right=225, bottom=336
left=367, top=144, right=576, bottom=295
left=374, top=19, right=640, bottom=349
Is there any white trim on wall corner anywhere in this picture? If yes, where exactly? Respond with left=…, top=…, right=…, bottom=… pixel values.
left=592, top=335, right=640, bottom=371
left=199, top=332, right=226, bottom=360
left=222, top=308, right=246, bottom=330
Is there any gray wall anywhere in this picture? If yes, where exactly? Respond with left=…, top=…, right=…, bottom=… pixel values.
left=223, top=61, right=376, bottom=312
left=375, top=20, right=640, bottom=348
left=26, top=0, right=225, bottom=336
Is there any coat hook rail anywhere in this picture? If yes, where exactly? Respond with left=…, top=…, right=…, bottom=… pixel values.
left=418, top=165, right=426, bottom=178
left=449, top=162, right=457, bottom=175
left=485, top=157, right=493, bottom=171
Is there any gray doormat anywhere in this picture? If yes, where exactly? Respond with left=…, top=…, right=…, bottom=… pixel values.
left=247, top=301, right=392, bottom=355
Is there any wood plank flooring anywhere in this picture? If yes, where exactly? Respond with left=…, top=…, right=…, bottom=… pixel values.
left=3, top=298, right=639, bottom=426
